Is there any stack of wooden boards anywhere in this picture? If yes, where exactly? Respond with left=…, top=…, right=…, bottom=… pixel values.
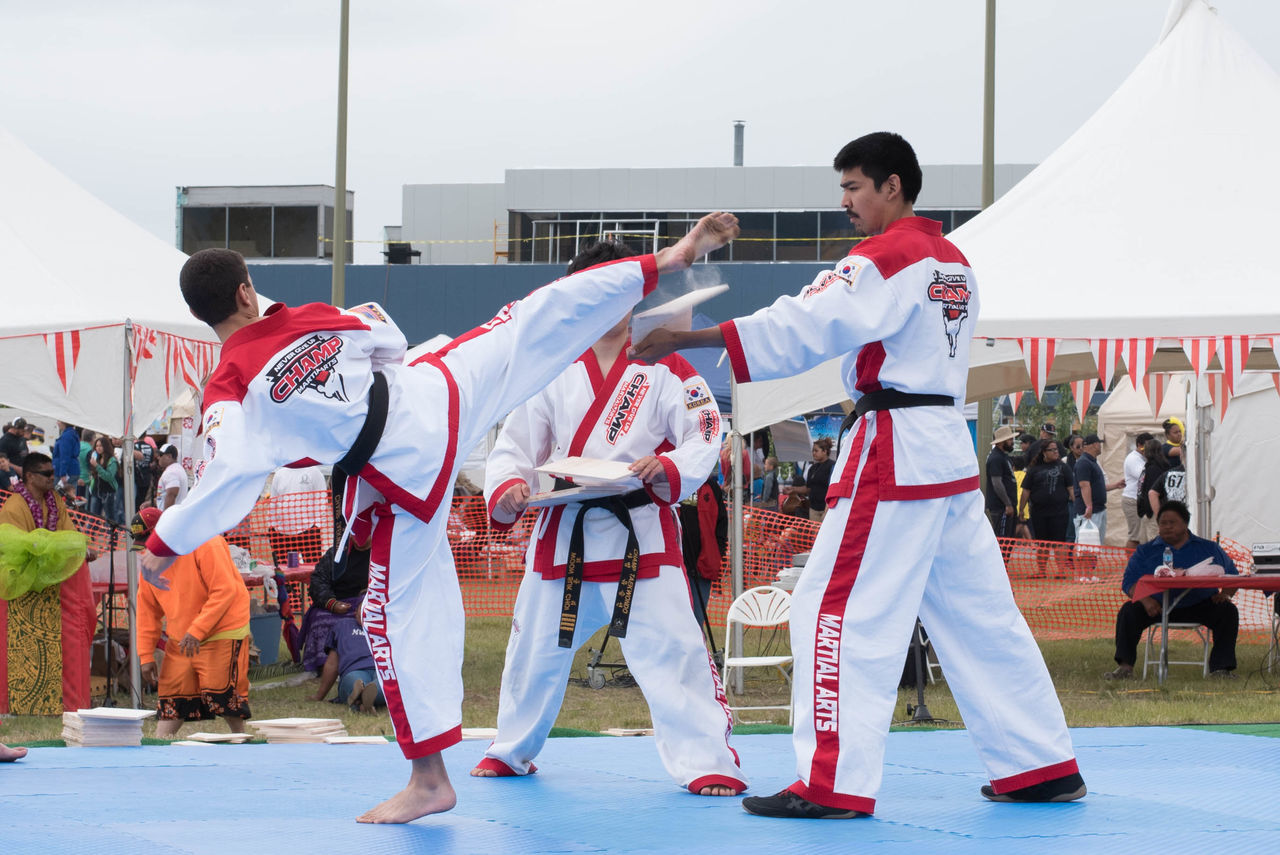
left=62, top=708, right=156, bottom=746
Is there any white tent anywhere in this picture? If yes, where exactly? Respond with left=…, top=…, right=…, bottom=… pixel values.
left=734, top=0, right=1280, bottom=434
left=0, top=128, right=217, bottom=437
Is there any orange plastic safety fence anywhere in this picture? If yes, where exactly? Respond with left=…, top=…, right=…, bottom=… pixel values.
left=17, top=490, right=1272, bottom=643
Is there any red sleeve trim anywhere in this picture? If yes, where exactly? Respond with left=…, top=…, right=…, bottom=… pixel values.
left=643, top=455, right=681, bottom=506
left=989, top=758, right=1080, bottom=794
left=488, top=478, right=528, bottom=531
left=640, top=254, right=658, bottom=296
left=146, top=532, right=177, bottom=557
left=719, top=320, right=751, bottom=382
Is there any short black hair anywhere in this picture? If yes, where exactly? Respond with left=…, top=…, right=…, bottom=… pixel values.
left=1135, top=432, right=1154, bottom=446
left=1157, top=500, right=1191, bottom=524
left=832, top=132, right=923, bottom=203
left=21, top=451, right=52, bottom=477
left=180, top=248, right=251, bottom=326
left=567, top=239, right=638, bottom=275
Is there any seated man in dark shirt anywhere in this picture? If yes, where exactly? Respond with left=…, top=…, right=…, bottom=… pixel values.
left=1103, top=500, right=1238, bottom=680
left=310, top=614, right=385, bottom=712
left=298, top=543, right=371, bottom=672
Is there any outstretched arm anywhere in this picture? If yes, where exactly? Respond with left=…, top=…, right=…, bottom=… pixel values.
left=653, top=212, right=739, bottom=275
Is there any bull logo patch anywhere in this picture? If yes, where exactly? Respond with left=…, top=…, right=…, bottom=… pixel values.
left=265, top=334, right=349, bottom=403
left=926, top=270, right=970, bottom=358
left=604, top=372, right=650, bottom=444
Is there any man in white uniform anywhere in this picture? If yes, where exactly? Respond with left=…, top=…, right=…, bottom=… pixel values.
left=138, top=212, right=740, bottom=824
left=632, top=133, right=1082, bottom=819
left=472, top=241, right=745, bottom=797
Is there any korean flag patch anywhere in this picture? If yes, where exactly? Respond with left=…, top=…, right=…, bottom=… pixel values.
left=685, top=382, right=713, bottom=410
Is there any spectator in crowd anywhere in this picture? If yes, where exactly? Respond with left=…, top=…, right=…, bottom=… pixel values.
left=134, top=507, right=253, bottom=736
left=781, top=438, right=835, bottom=523
left=311, top=614, right=384, bottom=712
left=0, top=453, right=19, bottom=490
left=299, top=543, right=372, bottom=673
left=1022, top=423, right=1055, bottom=471
left=757, top=456, right=781, bottom=509
left=132, top=435, right=157, bottom=512
left=155, top=444, right=188, bottom=511
left=1121, top=432, right=1155, bottom=550
left=718, top=435, right=753, bottom=497
left=984, top=425, right=1019, bottom=551
left=1161, top=417, right=1185, bottom=465
left=0, top=419, right=30, bottom=468
left=1018, top=441, right=1075, bottom=576
left=1064, top=433, right=1083, bottom=469
left=87, top=435, right=123, bottom=525
left=1073, top=434, right=1123, bottom=543
left=51, top=422, right=80, bottom=494
left=267, top=465, right=328, bottom=564
left=0, top=452, right=96, bottom=713
left=1104, top=500, right=1238, bottom=680
left=680, top=471, right=729, bottom=629
left=1136, top=439, right=1170, bottom=527
left=77, top=430, right=95, bottom=500
left=1149, top=451, right=1188, bottom=509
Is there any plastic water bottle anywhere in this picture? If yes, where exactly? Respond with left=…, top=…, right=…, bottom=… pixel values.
left=1163, top=547, right=1173, bottom=569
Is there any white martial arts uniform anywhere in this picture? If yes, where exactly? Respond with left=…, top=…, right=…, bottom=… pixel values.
left=720, top=217, right=1077, bottom=814
left=147, top=255, right=661, bottom=759
left=479, top=351, right=746, bottom=793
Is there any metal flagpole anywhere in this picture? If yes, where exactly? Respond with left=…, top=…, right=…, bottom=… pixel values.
left=123, top=323, right=143, bottom=707
left=729, top=377, right=744, bottom=693
left=331, top=0, right=350, bottom=307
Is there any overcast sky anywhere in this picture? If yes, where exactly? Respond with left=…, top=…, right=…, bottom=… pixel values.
left=3, top=0, right=1278, bottom=264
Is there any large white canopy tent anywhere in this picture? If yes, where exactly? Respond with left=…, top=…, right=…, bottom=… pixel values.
left=731, top=0, right=1280, bottom=548
left=1, top=127, right=221, bottom=706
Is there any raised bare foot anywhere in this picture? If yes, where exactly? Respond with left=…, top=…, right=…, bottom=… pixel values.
left=655, top=212, right=740, bottom=274
left=698, top=784, right=741, bottom=796
left=470, top=766, right=497, bottom=777
left=356, top=783, right=456, bottom=824
left=0, top=743, right=27, bottom=762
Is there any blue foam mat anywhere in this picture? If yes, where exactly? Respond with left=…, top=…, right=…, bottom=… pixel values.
left=2, top=727, right=1278, bottom=854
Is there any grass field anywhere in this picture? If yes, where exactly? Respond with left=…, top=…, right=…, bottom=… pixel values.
left=3, top=618, right=1277, bottom=745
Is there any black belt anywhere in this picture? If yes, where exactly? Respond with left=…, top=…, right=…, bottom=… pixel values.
left=838, top=389, right=955, bottom=456
left=332, top=371, right=387, bottom=578
left=335, top=371, right=388, bottom=478
left=558, top=486, right=653, bottom=649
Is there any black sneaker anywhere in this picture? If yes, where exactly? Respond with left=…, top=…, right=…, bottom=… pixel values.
left=742, top=788, right=870, bottom=819
left=981, top=772, right=1086, bottom=803
left=1208, top=669, right=1238, bottom=680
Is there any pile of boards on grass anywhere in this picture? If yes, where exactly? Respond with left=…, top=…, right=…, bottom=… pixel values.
left=248, top=718, right=386, bottom=744
left=62, top=708, right=155, bottom=746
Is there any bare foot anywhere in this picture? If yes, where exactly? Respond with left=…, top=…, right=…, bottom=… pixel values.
left=470, top=766, right=497, bottom=777
left=357, top=754, right=456, bottom=824
left=655, top=212, right=740, bottom=274
left=698, top=785, right=741, bottom=796
left=0, top=743, right=27, bottom=762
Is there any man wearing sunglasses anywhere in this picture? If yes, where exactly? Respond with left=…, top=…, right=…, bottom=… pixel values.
left=0, top=452, right=96, bottom=715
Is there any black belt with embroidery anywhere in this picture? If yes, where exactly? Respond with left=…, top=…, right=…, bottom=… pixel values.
left=557, top=481, right=653, bottom=649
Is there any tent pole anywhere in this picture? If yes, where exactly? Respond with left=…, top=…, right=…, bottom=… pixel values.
left=123, top=324, right=143, bottom=708
left=1194, top=376, right=1214, bottom=538
left=729, top=380, right=744, bottom=694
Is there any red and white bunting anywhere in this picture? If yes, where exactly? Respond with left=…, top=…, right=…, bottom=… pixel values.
left=1008, top=390, right=1024, bottom=414
left=1142, top=373, right=1170, bottom=418
left=1272, top=372, right=1280, bottom=396
left=1091, top=339, right=1120, bottom=389
left=1180, top=336, right=1218, bottom=378
left=1271, top=336, right=1279, bottom=373
left=42, top=330, right=81, bottom=394
left=162, top=333, right=216, bottom=397
left=1120, top=338, right=1156, bottom=391
left=130, top=324, right=159, bottom=386
left=1205, top=373, right=1230, bottom=423
left=1018, top=337, right=1058, bottom=402
left=1219, top=335, right=1251, bottom=396
left=1071, top=378, right=1097, bottom=424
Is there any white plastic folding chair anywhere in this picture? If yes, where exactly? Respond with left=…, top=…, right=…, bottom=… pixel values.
left=722, top=586, right=793, bottom=725
left=1141, top=622, right=1210, bottom=679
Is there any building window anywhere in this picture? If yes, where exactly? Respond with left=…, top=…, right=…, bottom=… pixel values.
left=273, top=206, right=319, bottom=258
left=228, top=207, right=272, bottom=258
left=181, top=207, right=227, bottom=255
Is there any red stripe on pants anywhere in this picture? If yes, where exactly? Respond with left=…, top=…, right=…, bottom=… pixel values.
left=362, top=506, right=420, bottom=756
left=806, top=424, right=881, bottom=800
